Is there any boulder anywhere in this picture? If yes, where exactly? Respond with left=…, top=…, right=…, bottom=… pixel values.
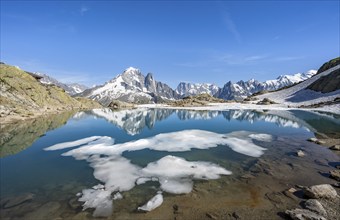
left=304, top=199, right=327, bottom=217
left=307, top=138, right=318, bottom=143
left=297, top=150, right=305, bottom=157
left=303, top=184, right=337, bottom=199
left=285, top=208, right=326, bottom=220
left=329, top=170, right=340, bottom=181
left=329, top=145, right=340, bottom=151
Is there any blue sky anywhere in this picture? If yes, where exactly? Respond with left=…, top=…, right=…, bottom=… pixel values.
left=1, top=1, right=339, bottom=88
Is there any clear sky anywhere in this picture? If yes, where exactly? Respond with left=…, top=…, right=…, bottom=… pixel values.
left=1, top=1, right=339, bottom=88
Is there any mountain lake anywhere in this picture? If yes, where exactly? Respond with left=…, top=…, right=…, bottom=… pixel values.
left=1, top=108, right=339, bottom=219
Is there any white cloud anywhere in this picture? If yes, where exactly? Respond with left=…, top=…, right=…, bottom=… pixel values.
left=80, top=6, right=89, bottom=15
left=223, top=13, right=241, bottom=43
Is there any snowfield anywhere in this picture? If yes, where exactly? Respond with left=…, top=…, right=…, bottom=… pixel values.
left=255, top=64, right=340, bottom=107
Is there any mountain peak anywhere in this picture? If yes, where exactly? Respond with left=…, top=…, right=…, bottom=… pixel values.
left=124, top=67, right=140, bottom=73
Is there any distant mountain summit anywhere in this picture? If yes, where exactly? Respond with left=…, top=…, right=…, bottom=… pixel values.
left=215, top=70, right=317, bottom=100
left=176, top=82, right=219, bottom=97
left=79, top=67, right=178, bottom=105
left=36, top=72, right=88, bottom=95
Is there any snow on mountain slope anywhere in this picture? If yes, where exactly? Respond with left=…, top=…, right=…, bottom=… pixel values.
left=176, top=83, right=219, bottom=97
left=216, top=70, right=317, bottom=100
left=36, top=73, right=88, bottom=95
left=82, top=67, right=178, bottom=105
left=255, top=65, right=340, bottom=106
left=67, top=83, right=89, bottom=94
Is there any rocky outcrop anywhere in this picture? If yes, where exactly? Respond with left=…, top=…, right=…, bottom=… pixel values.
left=307, top=68, right=340, bottom=93
left=285, top=208, right=326, bottom=220
left=316, top=57, right=340, bottom=74
left=169, top=93, right=227, bottom=107
left=108, top=100, right=135, bottom=110
left=256, top=98, right=277, bottom=105
left=0, top=63, right=101, bottom=123
left=303, top=184, right=337, bottom=200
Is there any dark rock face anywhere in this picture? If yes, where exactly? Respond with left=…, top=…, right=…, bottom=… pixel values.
left=317, top=57, right=340, bottom=74
left=307, top=69, right=340, bottom=93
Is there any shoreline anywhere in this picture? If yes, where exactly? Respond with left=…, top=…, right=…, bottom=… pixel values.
left=1, top=102, right=339, bottom=125
left=139, top=102, right=340, bottom=115
left=0, top=106, right=100, bottom=125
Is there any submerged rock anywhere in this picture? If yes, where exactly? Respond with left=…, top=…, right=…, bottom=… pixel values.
left=304, top=199, right=327, bottom=217
left=285, top=208, right=326, bottom=220
left=68, top=197, right=81, bottom=209
left=206, top=212, right=218, bottom=219
left=304, top=184, right=337, bottom=200
left=3, top=193, right=34, bottom=209
left=24, top=201, right=61, bottom=219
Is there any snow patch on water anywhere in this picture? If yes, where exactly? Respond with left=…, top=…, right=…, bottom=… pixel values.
left=45, top=129, right=271, bottom=216
left=138, top=193, right=163, bottom=212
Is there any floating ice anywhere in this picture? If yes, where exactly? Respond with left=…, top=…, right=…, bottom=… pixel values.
left=55, top=130, right=268, bottom=158
left=248, top=133, right=273, bottom=142
left=78, top=188, right=112, bottom=217
left=45, top=129, right=271, bottom=216
left=113, top=192, right=123, bottom=200
left=138, top=193, right=163, bottom=212
left=142, top=155, right=231, bottom=193
left=45, top=136, right=112, bottom=151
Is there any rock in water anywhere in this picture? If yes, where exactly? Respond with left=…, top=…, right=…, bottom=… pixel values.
left=304, top=184, right=338, bottom=199
left=330, top=145, right=340, bottom=151
left=297, top=150, right=305, bottom=157
left=304, top=199, right=327, bottom=217
left=285, top=208, right=326, bottom=220
left=329, top=170, right=340, bottom=181
left=307, top=137, right=318, bottom=143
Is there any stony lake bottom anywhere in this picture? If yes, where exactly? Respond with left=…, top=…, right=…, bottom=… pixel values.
left=0, top=108, right=339, bottom=220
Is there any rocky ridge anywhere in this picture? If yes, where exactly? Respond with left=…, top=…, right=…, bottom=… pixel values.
left=0, top=64, right=101, bottom=123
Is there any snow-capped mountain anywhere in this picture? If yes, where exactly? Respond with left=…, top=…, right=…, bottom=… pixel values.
left=36, top=73, right=88, bottom=95
left=79, top=67, right=179, bottom=105
left=176, top=82, right=219, bottom=97
left=67, top=83, right=89, bottom=94
left=255, top=65, right=340, bottom=107
left=216, top=70, right=317, bottom=100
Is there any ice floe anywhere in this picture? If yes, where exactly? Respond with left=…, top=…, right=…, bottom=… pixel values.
left=45, top=129, right=271, bottom=216
left=138, top=193, right=163, bottom=212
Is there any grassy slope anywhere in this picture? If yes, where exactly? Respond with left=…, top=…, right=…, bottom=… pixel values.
left=0, top=64, right=101, bottom=121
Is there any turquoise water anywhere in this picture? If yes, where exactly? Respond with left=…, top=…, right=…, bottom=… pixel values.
left=1, top=108, right=339, bottom=218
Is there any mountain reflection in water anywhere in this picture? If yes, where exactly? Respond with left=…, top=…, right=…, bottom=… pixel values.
left=88, top=108, right=339, bottom=137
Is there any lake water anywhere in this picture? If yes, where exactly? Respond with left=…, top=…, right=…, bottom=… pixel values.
left=1, top=108, right=339, bottom=219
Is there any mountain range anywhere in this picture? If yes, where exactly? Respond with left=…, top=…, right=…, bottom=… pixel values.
left=36, top=72, right=89, bottom=95
left=16, top=65, right=319, bottom=105
left=77, top=67, right=317, bottom=105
